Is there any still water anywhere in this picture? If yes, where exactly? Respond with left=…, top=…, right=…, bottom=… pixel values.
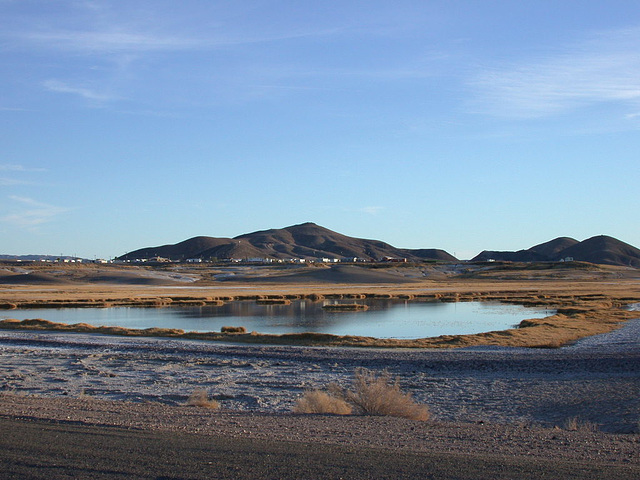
left=5, top=299, right=553, bottom=339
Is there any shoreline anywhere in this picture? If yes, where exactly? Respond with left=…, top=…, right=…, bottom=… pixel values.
left=2, top=285, right=639, bottom=348
left=1, top=317, right=639, bottom=432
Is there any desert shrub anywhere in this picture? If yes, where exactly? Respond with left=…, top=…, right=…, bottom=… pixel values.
left=293, top=390, right=352, bottom=415
left=563, top=416, right=598, bottom=432
left=295, top=368, right=429, bottom=421
left=221, top=326, right=247, bottom=333
left=185, top=388, right=220, bottom=409
left=341, top=368, right=430, bottom=421
left=322, top=304, right=368, bottom=311
left=256, top=298, right=291, bottom=305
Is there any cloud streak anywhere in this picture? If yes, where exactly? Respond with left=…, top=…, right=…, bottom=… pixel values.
left=2, top=196, right=70, bottom=228
left=43, top=80, right=116, bottom=102
left=360, top=206, right=384, bottom=215
left=21, top=30, right=200, bottom=54
left=0, top=164, right=46, bottom=172
left=0, top=164, right=46, bottom=186
left=471, top=26, right=640, bottom=118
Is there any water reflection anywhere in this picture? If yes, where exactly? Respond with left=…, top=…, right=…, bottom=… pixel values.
left=5, top=299, right=553, bottom=339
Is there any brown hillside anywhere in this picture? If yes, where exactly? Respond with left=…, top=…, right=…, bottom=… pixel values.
left=233, top=222, right=410, bottom=261
left=119, top=223, right=447, bottom=262
left=529, top=237, right=579, bottom=258
left=556, top=235, right=640, bottom=267
left=120, top=236, right=234, bottom=261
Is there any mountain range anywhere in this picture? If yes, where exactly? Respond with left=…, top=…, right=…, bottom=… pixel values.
left=118, top=223, right=640, bottom=267
left=119, top=222, right=456, bottom=263
left=472, top=235, right=640, bottom=267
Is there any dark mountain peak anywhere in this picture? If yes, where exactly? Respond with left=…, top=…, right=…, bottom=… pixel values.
left=119, top=223, right=457, bottom=262
left=233, top=223, right=406, bottom=260
left=119, top=235, right=234, bottom=261
left=235, top=222, right=327, bottom=239
left=577, top=235, right=624, bottom=248
left=529, top=237, right=579, bottom=257
left=117, top=225, right=637, bottom=267
left=471, top=234, right=640, bottom=267
left=471, top=249, right=548, bottom=263
left=402, top=248, right=458, bottom=262
left=292, top=221, right=319, bottom=228
left=558, top=235, right=640, bottom=267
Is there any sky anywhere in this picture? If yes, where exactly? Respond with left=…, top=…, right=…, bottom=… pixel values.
left=1, top=0, right=639, bottom=260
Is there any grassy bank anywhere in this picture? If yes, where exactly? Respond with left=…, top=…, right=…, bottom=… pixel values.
left=1, top=289, right=638, bottom=348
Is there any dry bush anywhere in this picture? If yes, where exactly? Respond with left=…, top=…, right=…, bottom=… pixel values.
left=256, top=299, right=291, bottom=305
left=342, top=368, right=430, bottom=421
left=294, top=368, right=430, bottom=420
left=185, top=388, right=220, bottom=409
left=293, top=390, right=352, bottom=415
left=322, top=304, right=369, bottom=311
left=221, top=325, right=247, bottom=333
left=563, top=416, right=598, bottom=432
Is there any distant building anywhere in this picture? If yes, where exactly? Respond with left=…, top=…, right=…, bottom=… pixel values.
left=381, top=256, right=407, bottom=263
left=316, top=257, right=340, bottom=263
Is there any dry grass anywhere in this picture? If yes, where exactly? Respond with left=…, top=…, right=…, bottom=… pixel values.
left=293, top=390, right=353, bottom=415
left=342, top=368, right=430, bottom=420
left=295, top=368, right=429, bottom=421
left=322, top=304, right=369, bottom=311
left=563, top=416, right=598, bottom=432
left=256, top=299, right=291, bottom=305
left=1, top=273, right=638, bottom=349
left=221, top=326, right=247, bottom=333
left=185, top=388, right=220, bottom=409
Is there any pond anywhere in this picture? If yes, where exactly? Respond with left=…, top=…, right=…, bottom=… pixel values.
left=4, top=299, right=554, bottom=339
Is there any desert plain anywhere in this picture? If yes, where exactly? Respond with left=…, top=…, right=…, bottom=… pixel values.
left=1, top=260, right=639, bottom=478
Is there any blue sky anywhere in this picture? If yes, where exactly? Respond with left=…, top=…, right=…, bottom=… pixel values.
left=1, top=1, right=639, bottom=260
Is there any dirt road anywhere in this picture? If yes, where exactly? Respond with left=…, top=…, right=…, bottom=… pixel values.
left=3, top=417, right=639, bottom=480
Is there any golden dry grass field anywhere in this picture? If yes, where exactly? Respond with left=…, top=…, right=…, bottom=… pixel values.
left=1, top=261, right=639, bottom=348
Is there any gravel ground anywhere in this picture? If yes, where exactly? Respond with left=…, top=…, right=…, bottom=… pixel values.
left=1, top=393, right=639, bottom=469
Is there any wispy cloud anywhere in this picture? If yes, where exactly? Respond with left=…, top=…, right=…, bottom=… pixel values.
left=13, top=20, right=343, bottom=56
left=471, top=26, right=640, bottom=119
left=360, top=206, right=384, bottom=215
left=22, top=30, right=200, bottom=54
left=42, top=79, right=116, bottom=102
left=0, top=164, right=46, bottom=186
left=0, top=106, right=28, bottom=112
left=0, top=164, right=46, bottom=172
left=2, top=196, right=70, bottom=228
left=0, top=178, right=31, bottom=186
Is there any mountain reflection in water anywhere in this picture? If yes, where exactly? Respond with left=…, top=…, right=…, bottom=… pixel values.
left=5, top=299, right=553, bottom=339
